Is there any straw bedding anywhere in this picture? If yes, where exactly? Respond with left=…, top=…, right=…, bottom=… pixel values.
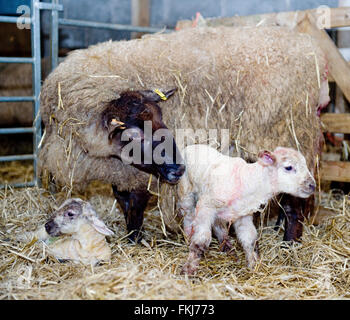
left=0, top=182, right=349, bottom=300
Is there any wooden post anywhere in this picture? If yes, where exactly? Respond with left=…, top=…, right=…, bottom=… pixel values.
left=296, top=13, right=350, bottom=103
left=131, top=0, right=150, bottom=39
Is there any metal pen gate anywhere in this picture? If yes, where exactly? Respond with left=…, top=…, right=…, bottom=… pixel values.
left=0, top=0, right=169, bottom=189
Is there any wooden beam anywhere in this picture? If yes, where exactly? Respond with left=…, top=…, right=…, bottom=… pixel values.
left=328, top=61, right=350, bottom=82
left=321, top=113, right=350, bottom=133
left=176, top=9, right=350, bottom=97
left=330, top=6, right=350, bottom=28
left=321, top=161, right=350, bottom=182
left=176, top=7, right=350, bottom=30
left=296, top=14, right=350, bottom=103
left=131, top=0, right=150, bottom=39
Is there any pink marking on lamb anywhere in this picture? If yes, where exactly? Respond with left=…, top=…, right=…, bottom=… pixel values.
left=317, top=78, right=331, bottom=116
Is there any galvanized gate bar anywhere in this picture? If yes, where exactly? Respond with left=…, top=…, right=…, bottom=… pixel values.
left=0, top=128, right=34, bottom=134
left=31, top=0, right=41, bottom=187
left=0, top=57, right=34, bottom=63
left=36, top=2, right=63, bottom=11
left=58, top=18, right=170, bottom=33
left=0, top=16, right=31, bottom=24
left=7, top=182, right=36, bottom=188
left=50, top=1, right=59, bottom=70
left=0, top=154, right=35, bottom=162
left=0, top=96, right=35, bottom=102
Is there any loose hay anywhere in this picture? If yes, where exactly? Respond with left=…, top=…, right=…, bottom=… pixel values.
left=0, top=161, right=33, bottom=186
left=0, top=186, right=349, bottom=300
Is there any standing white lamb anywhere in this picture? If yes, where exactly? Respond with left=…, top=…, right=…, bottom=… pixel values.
left=178, top=144, right=316, bottom=275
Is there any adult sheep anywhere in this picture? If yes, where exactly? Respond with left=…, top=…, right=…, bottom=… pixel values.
left=39, top=26, right=329, bottom=242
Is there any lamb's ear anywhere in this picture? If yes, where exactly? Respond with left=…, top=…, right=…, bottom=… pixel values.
left=89, top=216, right=115, bottom=236
left=83, top=203, right=115, bottom=236
left=258, top=150, right=276, bottom=166
left=139, top=88, right=177, bottom=102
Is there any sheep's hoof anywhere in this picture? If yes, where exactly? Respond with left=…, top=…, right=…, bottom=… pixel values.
left=127, top=229, right=143, bottom=243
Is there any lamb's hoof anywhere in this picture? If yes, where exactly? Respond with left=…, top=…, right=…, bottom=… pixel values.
left=246, top=253, right=259, bottom=271
left=219, top=240, right=238, bottom=259
left=181, top=263, right=198, bottom=276
left=220, top=239, right=233, bottom=253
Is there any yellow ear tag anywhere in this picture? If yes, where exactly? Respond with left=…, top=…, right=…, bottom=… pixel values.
left=154, top=89, right=167, bottom=101
left=111, top=119, right=124, bottom=125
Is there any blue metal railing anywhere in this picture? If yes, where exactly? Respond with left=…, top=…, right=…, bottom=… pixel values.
left=0, top=0, right=63, bottom=189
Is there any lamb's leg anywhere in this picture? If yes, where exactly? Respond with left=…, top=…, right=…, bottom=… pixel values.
left=234, top=215, right=259, bottom=270
left=278, top=194, right=314, bottom=242
left=177, top=172, right=197, bottom=238
left=212, top=219, right=234, bottom=254
left=112, top=186, right=150, bottom=242
left=182, top=202, right=216, bottom=275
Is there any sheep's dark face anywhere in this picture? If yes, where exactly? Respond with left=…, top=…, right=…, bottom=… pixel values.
left=102, top=89, right=185, bottom=184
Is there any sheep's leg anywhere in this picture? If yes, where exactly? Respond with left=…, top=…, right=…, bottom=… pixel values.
left=234, top=215, right=259, bottom=270
left=278, top=194, right=314, bottom=242
left=112, top=186, right=150, bottom=242
left=48, top=173, right=58, bottom=194
left=182, top=203, right=216, bottom=275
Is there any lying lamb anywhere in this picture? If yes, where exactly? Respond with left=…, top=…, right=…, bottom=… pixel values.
left=20, top=198, right=114, bottom=266
left=178, top=145, right=316, bottom=275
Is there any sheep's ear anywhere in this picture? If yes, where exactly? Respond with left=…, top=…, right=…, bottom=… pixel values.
left=139, top=88, right=177, bottom=102
left=107, top=118, right=127, bottom=141
left=101, top=106, right=126, bottom=140
left=258, top=150, right=276, bottom=166
left=89, top=216, right=115, bottom=236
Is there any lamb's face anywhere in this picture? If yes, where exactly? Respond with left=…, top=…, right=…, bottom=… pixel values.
left=45, top=198, right=114, bottom=237
left=101, top=89, right=185, bottom=184
left=273, top=147, right=316, bottom=198
left=45, top=199, right=84, bottom=236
